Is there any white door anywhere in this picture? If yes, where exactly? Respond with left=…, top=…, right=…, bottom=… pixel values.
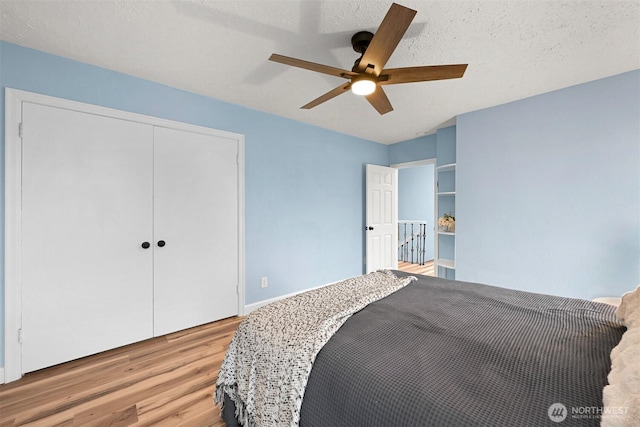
left=365, top=164, right=398, bottom=273
left=21, top=103, right=154, bottom=373
left=153, top=127, right=239, bottom=336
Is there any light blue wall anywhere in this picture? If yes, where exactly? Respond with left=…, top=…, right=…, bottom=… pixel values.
left=436, top=126, right=456, bottom=166
left=389, top=134, right=436, bottom=165
left=456, top=70, right=640, bottom=300
left=0, top=42, right=389, bottom=367
left=398, top=165, right=434, bottom=222
left=398, top=165, right=435, bottom=260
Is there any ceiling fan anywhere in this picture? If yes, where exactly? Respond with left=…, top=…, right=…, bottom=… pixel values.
left=269, top=2, right=468, bottom=115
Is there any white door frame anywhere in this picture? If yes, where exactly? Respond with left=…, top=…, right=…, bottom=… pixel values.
left=3, top=88, right=246, bottom=383
left=390, top=158, right=437, bottom=266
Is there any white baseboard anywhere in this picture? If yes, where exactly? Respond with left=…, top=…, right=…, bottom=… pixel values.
left=244, top=296, right=282, bottom=314
left=243, top=278, right=343, bottom=314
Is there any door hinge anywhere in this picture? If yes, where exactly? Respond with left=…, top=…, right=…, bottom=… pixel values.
left=236, top=284, right=240, bottom=294
left=18, top=123, right=24, bottom=139
left=236, top=154, right=239, bottom=165
left=18, top=328, right=23, bottom=344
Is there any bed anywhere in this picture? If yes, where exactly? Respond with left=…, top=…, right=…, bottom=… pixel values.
left=215, top=271, right=638, bottom=426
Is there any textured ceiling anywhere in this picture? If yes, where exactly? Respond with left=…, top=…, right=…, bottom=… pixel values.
left=1, top=0, right=638, bottom=144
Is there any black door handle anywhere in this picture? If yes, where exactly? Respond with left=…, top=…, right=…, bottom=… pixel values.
left=157, top=240, right=166, bottom=247
left=141, top=242, right=150, bottom=249
left=365, top=226, right=374, bottom=231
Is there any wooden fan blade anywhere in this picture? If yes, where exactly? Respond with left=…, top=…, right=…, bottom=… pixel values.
left=365, top=86, right=393, bottom=115
left=357, top=3, right=417, bottom=76
left=301, top=82, right=352, bottom=109
left=378, top=64, right=468, bottom=85
left=269, top=54, right=357, bottom=79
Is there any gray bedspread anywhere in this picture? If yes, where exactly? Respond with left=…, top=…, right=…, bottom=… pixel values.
left=224, top=272, right=625, bottom=426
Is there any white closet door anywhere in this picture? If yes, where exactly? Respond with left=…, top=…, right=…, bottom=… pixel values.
left=153, top=127, right=239, bottom=336
left=21, top=103, right=154, bottom=373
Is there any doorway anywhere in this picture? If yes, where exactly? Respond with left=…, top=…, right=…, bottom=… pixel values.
left=391, top=159, right=436, bottom=276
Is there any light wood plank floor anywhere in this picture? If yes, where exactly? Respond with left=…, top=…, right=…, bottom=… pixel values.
left=398, top=259, right=435, bottom=276
left=0, top=316, right=243, bottom=427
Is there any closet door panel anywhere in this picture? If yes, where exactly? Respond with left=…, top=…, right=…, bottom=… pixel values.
left=153, top=127, right=239, bottom=336
left=21, top=103, right=154, bottom=373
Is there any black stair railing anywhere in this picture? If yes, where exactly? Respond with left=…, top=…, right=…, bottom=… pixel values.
left=398, top=220, right=427, bottom=265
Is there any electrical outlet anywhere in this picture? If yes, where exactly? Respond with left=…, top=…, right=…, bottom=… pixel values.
left=261, top=277, right=268, bottom=288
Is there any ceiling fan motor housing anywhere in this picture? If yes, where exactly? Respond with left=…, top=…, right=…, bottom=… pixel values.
left=351, top=31, right=374, bottom=54
left=351, top=31, right=374, bottom=71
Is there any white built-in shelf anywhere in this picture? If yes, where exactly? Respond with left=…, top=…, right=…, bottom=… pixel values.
left=437, top=259, right=456, bottom=269
left=435, top=163, right=456, bottom=278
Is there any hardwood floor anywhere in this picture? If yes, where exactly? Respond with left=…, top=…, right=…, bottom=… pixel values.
left=397, top=259, right=435, bottom=276
left=0, top=316, right=243, bottom=427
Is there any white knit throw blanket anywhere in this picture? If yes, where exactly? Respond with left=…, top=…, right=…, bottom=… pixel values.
left=215, top=270, right=416, bottom=427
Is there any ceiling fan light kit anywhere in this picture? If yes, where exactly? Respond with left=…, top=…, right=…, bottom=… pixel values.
left=351, top=77, right=376, bottom=95
left=269, top=2, right=468, bottom=115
